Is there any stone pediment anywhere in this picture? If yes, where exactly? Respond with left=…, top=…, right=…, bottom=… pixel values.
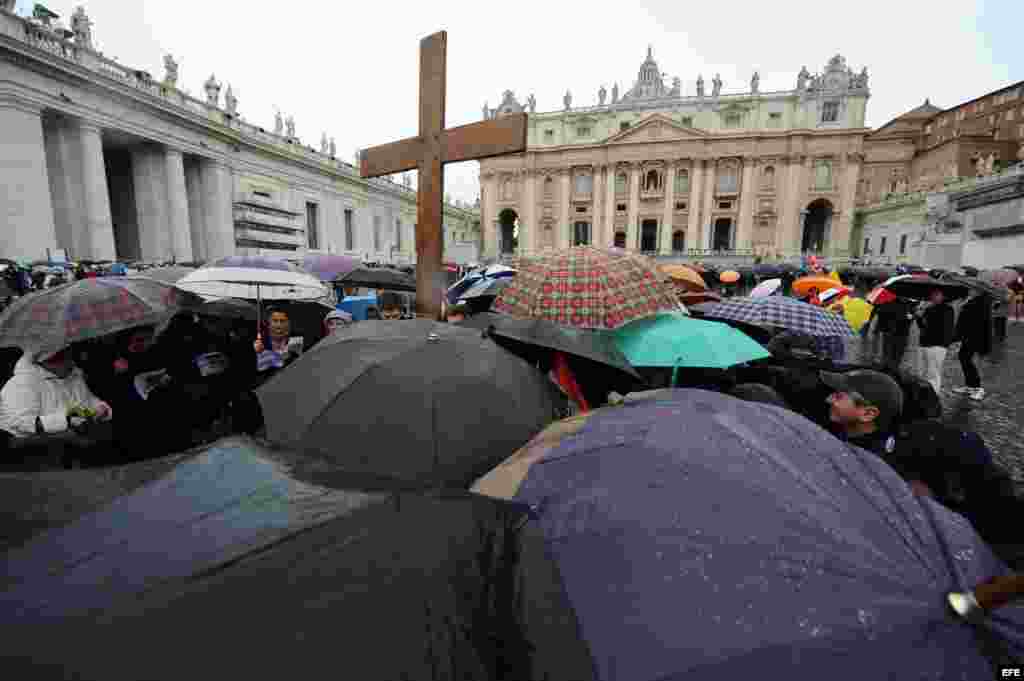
left=604, top=114, right=707, bottom=144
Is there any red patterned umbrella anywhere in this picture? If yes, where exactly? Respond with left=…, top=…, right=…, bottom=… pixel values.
left=491, top=246, right=679, bottom=330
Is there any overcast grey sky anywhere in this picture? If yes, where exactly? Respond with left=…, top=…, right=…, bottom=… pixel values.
left=18, top=0, right=1021, bottom=205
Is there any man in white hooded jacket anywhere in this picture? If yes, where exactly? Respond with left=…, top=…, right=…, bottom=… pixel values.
left=0, top=348, right=111, bottom=438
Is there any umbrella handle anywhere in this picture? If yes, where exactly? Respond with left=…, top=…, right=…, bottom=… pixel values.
left=949, top=574, right=1024, bottom=621
left=670, top=357, right=681, bottom=388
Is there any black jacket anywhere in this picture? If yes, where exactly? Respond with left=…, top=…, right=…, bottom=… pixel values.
left=875, top=300, right=916, bottom=336
left=917, top=303, right=954, bottom=347
left=955, top=295, right=993, bottom=355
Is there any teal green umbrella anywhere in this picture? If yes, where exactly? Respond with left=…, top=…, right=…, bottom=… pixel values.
left=612, top=313, right=770, bottom=382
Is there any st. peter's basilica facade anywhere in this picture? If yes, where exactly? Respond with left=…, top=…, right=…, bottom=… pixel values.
left=479, top=49, right=871, bottom=261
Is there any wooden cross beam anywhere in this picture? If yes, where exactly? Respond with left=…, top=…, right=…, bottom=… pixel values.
left=359, top=31, right=527, bottom=320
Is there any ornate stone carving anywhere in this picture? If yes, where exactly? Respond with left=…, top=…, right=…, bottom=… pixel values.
left=527, top=94, right=536, bottom=113
left=329, top=137, right=337, bottom=157
left=482, top=102, right=490, bottom=120
left=70, top=6, right=93, bottom=50
left=845, top=151, right=865, bottom=164
left=750, top=71, right=760, bottom=95
left=162, top=54, right=179, bottom=88
left=797, top=66, right=810, bottom=91
left=670, top=77, right=681, bottom=97
left=563, top=90, right=572, bottom=111
left=598, top=85, right=607, bottom=106
left=495, top=90, right=525, bottom=117
left=320, top=132, right=329, bottom=154
left=611, top=83, right=619, bottom=104
left=224, top=85, right=237, bottom=116
left=696, top=74, right=705, bottom=97
left=285, top=115, right=295, bottom=139
left=712, top=74, right=723, bottom=97
left=274, top=111, right=283, bottom=136
left=203, top=74, right=221, bottom=107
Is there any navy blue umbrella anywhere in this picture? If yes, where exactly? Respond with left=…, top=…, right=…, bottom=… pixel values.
left=473, top=390, right=1024, bottom=679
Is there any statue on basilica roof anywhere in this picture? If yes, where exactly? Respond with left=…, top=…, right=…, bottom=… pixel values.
left=203, top=74, right=221, bottom=107
left=797, top=66, right=810, bottom=91
left=696, top=74, right=705, bottom=97
left=712, top=73, right=722, bottom=97
left=527, top=93, right=536, bottom=113
left=611, top=83, right=619, bottom=103
left=751, top=71, right=760, bottom=94
left=598, top=84, right=607, bottom=106
left=564, top=90, right=572, bottom=110
left=670, top=77, right=681, bottom=96
left=163, top=54, right=179, bottom=88
left=70, top=6, right=93, bottom=50
left=224, top=85, right=238, bottom=116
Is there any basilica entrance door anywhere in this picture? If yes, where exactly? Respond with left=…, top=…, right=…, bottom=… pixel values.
left=801, top=200, right=833, bottom=254
left=498, top=208, right=518, bottom=254
left=713, top=218, right=733, bottom=251
left=640, top=219, right=658, bottom=252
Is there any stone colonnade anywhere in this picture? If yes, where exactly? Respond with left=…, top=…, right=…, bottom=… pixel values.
left=480, top=153, right=862, bottom=259
left=0, top=94, right=234, bottom=262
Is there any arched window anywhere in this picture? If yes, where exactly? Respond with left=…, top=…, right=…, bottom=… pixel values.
left=674, top=169, right=689, bottom=194
left=645, top=169, right=660, bottom=191
left=543, top=176, right=554, bottom=199
left=672, top=230, right=686, bottom=252
left=615, top=172, right=628, bottom=195
left=614, top=231, right=626, bottom=248
left=761, top=166, right=775, bottom=190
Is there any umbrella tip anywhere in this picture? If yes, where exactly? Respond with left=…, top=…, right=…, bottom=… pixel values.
left=947, top=591, right=982, bottom=622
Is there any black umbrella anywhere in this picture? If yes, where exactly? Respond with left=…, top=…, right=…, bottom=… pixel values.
left=197, top=298, right=257, bottom=320
left=752, top=263, right=782, bottom=278
left=255, top=320, right=561, bottom=488
left=0, top=437, right=595, bottom=681
left=1007, top=265, right=1024, bottom=274
left=458, top=277, right=513, bottom=301
left=941, top=272, right=1006, bottom=301
left=961, top=266, right=981, bottom=277
left=337, top=266, right=416, bottom=292
left=462, top=309, right=638, bottom=378
left=884, top=276, right=970, bottom=302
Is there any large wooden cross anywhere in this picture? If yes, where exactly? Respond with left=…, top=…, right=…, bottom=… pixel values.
left=359, top=31, right=527, bottom=319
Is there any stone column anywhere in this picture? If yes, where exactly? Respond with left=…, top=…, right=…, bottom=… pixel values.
left=0, top=96, right=59, bottom=260
left=660, top=163, right=676, bottom=254
left=132, top=145, right=171, bottom=261
left=736, top=158, right=757, bottom=251
left=185, top=160, right=208, bottom=261
left=687, top=160, right=704, bottom=253
left=627, top=163, right=640, bottom=250
left=592, top=165, right=603, bottom=247
left=78, top=122, right=117, bottom=261
left=831, top=153, right=862, bottom=257
left=43, top=116, right=80, bottom=258
left=559, top=169, right=571, bottom=249
left=522, top=168, right=537, bottom=256
left=701, top=160, right=717, bottom=250
left=200, top=158, right=235, bottom=259
left=603, top=165, right=616, bottom=247
left=164, top=148, right=193, bottom=262
left=790, top=156, right=812, bottom=256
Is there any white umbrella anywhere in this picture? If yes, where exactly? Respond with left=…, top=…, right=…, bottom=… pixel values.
left=750, top=278, right=782, bottom=298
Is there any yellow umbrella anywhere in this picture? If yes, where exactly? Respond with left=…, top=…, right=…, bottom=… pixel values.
left=828, top=270, right=842, bottom=283
left=659, top=264, right=707, bottom=292
left=828, top=297, right=872, bottom=332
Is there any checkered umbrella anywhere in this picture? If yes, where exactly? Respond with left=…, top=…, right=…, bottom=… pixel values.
left=492, top=246, right=680, bottom=330
left=699, top=295, right=856, bottom=337
left=0, top=276, right=204, bottom=359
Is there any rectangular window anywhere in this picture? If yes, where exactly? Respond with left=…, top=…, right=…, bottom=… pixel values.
left=768, top=112, right=782, bottom=127
left=863, top=237, right=870, bottom=254
left=674, top=171, right=690, bottom=194
left=344, top=209, right=354, bottom=250
left=305, top=202, right=319, bottom=250
left=616, top=203, right=627, bottom=212
left=573, top=222, right=591, bottom=246
left=879, top=236, right=887, bottom=255
left=718, top=201, right=732, bottom=210
left=899, top=234, right=908, bottom=255
left=682, top=116, right=693, bottom=127
left=395, top=218, right=402, bottom=251
left=373, top=215, right=381, bottom=252
left=821, top=101, right=839, bottom=123
left=675, top=201, right=687, bottom=211
left=574, top=173, right=593, bottom=195
left=544, top=129, right=554, bottom=140
left=1006, top=108, right=1015, bottom=121
left=575, top=206, right=587, bottom=214
left=577, top=127, right=591, bottom=138
left=253, top=190, right=272, bottom=199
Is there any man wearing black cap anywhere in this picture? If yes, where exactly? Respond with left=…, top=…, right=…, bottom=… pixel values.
left=820, top=369, right=904, bottom=456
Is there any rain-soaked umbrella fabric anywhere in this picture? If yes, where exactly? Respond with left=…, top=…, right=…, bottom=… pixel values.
left=493, top=246, right=679, bottom=330
left=699, top=296, right=856, bottom=338
left=459, top=312, right=640, bottom=380
left=256, top=320, right=561, bottom=489
left=0, top=277, right=204, bottom=358
left=828, top=297, right=873, bottom=333
left=982, top=269, right=1022, bottom=288
left=300, top=253, right=361, bottom=282
left=659, top=264, right=707, bottom=292
left=612, top=313, right=770, bottom=370
left=678, top=290, right=721, bottom=306
left=471, top=390, right=1024, bottom=680
left=176, top=258, right=327, bottom=301
left=792, top=275, right=841, bottom=297
left=197, top=297, right=257, bottom=320
left=137, top=265, right=196, bottom=284
left=941, top=272, right=1007, bottom=302
left=459, top=276, right=513, bottom=301
left=884, top=276, right=970, bottom=302
left=446, top=271, right=485, bottom=304
left=750, top=278, right=782, bottom=298
left=0, top=437, right=596, bottom=681
left=337, top=265, right=417, bottom=292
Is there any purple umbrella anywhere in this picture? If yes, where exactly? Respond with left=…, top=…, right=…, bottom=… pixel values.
left=473, top=389, right=1024, bottom=679
left=300, top=254, right=361, bottom=283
